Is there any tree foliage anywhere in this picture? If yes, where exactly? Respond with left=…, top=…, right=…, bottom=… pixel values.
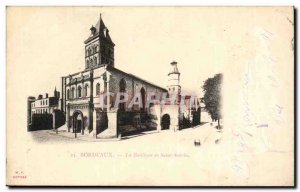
left=202, top=73, right=223, bottom=127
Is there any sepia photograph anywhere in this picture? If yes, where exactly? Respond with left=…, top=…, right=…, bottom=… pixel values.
left=6, top=6, right=294, bottom=187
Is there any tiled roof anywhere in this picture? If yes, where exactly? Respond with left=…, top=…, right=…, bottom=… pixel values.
left=107, top=66, right=168, bottom=92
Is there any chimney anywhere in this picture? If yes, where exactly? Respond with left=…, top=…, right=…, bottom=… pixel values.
left=38, top=94, right=43, bottom=100
left=45, top=93, right=48, bottom=98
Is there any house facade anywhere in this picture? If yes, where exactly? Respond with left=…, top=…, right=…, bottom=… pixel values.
left=27, top=88, right=62, bottom=131
left=31, top=88, right=60, bottom=115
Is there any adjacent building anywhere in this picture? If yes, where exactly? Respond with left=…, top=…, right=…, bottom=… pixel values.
left=27, top=88, right=61, bottom=131
left=31, top=88, right=60, bottom=115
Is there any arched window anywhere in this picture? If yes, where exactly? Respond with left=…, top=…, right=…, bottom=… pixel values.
left=94, top=57, right=97, bottom=65
left=96, top=83, right=100, bottom=96
left=71, top=87, right=75, bottom=99
left=140, top=87, right=146, bottom=111
left=67, top=89, right=70, bottom=99
left=86, top=60, right=89, bottom=68
left=88, top=47, right=92, bottom=55
left=119, top=79, right=126, bottom=92
left=90, top=59, right=93, bottom=66
left=84, top=84, right=89, bottom=97
left=119, top=79, right=127, bottom=111
left=78, top=86, right=82, bottom=98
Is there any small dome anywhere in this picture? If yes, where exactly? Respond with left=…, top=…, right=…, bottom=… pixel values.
left=168, top=61, right=180, bottom=75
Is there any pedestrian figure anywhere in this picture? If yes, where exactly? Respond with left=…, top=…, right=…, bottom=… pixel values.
left=194, top=139, right=201, bottom=146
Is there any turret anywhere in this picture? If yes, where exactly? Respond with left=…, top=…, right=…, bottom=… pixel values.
left=167, top=61, right=181, bottom=97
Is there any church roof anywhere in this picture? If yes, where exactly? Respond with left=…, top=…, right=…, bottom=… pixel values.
left=63, top=65, right=168, bottom=92
left=94, top=15, right=106, bottom=35
left=84, top=14, right=114, bottom=45
left=107, top=66, right=168, bottom=92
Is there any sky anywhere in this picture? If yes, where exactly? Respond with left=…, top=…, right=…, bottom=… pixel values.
left=5, top=6, right=295, bottom=186
left=7, top=7, right=293, bottom=120
left=7, top=7, right=225, bottom=99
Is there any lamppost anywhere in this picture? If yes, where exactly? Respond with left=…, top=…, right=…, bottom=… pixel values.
left=74, top=78, right=78, bottom=138
left=73, top=115, right=77, bottom=138
left=74, top=119, right=77, bottom=138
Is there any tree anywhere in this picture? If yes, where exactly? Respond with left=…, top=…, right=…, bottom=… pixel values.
left=202, top=73, right=223, bottom=129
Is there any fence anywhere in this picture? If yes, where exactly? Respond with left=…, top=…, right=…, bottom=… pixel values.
left=29, top=114, right=53, bottom=131
left=28, top=111, right=66, bottom=131
left=117, top=111, right=151, bottom=134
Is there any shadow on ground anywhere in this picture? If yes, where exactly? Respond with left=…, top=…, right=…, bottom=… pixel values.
left=121, top=122, right=209, bottom=140
left=179, top=122, right=208, bottom=130
left=121, top=128, right=158, bottom=140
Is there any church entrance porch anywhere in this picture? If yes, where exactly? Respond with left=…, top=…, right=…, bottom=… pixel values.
left=72, top=110, right=84, bottom=135
left=161, top=114, right=171, bottom=130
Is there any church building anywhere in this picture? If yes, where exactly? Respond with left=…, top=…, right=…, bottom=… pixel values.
left=60, top=15, right=169, bottom=139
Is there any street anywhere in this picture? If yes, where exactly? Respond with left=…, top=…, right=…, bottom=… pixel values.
left=30, top=122, right=222, bottom=146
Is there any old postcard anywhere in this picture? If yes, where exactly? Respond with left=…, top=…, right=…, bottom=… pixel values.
left=6, top=6, right=294, bottom=186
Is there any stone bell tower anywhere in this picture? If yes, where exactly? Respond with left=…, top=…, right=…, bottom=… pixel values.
left=84, top=14, right=115, bottom=70
left=167, top=61, right=181, bottom=97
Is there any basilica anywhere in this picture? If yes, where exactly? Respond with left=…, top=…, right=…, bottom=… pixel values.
left=28, top=14, right=203, bottom=139
left=58, top=15, right=202, bottom=139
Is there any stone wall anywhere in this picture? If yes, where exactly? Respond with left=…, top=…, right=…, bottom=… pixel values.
left=161, top=104, right=180, bottom=132
left=107, top=68, right=167, bottom=112
left=97, top=111, right=118, bottom=139
left=200, top=108, right=212, bottom=123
